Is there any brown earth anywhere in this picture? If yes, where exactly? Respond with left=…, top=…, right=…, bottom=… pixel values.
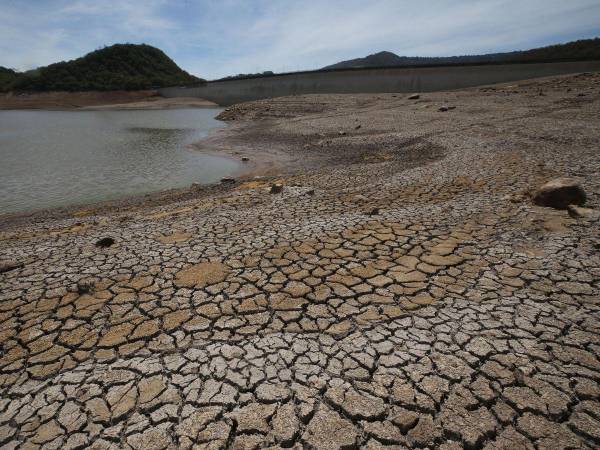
left=0, top=90, right=216, bottom=110
left=0, top=73, right=599, bottom=449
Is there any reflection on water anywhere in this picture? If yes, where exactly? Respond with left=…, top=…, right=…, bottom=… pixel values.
left=0, top=108, right=238, bottom=214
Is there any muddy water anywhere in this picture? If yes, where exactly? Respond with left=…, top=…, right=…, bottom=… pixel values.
left=0, top=108, right=238, bottom=214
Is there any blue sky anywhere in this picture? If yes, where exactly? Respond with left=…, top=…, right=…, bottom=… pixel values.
left=2, top=0, right=600, bottom=80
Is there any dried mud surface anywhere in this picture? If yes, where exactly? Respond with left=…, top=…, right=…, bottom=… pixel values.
left=1, top=73, right=599, bottom=449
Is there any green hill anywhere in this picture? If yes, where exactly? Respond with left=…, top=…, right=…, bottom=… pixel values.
left=0, top=67, right=20, bottom=90
left=323, top=38, right=600, bottom=70
left=1, top=44, right=203, bottom=92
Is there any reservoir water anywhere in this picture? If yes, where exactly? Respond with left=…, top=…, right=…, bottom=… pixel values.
left=0, top=108, right=238, bottom=214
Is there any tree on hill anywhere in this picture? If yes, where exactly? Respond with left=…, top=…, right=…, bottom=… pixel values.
left=0, top=67, right=20, bottom=91
left=322, top=38, right=600, bottom=70
left=2, top=43, right=203, bottom=92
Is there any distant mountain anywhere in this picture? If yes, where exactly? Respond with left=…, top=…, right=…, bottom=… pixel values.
left=216, top=71, right=274, bottom=81
left=322, top=38, right=600, bottom=70
left=1, top=44, right=203, bottom=92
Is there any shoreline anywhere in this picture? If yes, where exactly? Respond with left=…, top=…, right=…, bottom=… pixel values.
left=0, top=120, right=292, bottom=230
left=2, top=72, right=598, bottom=230
left=0, top=105, right=312, bottom=228
left=0, top=90, right=217, bottom=110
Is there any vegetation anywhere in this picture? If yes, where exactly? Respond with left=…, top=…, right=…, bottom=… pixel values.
left=513, top=38, right=600, bottom=61
left=0, top=67, right=20, bottom=91
left=216, top=71, right=274, bottom=81
left=323, top=38, right=600, bottom=70
left=0, top=44, right=203, bottom=92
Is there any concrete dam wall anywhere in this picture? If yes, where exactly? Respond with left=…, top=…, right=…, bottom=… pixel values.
left=159, top=61, right=600, bottom=106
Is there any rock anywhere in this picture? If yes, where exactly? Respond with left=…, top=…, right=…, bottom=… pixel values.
left=95, top=237, right=115, bottom=248
left=77, top=280, right=94, bottom=295
left=368, top=207, right=380, bottom=216
left=270, top=183, right=283, bottom=194
left=533, top=178, right=586, bottom=209
left=439, top=106, right=449, bottom=112
left=354, top=124, right=361, bottom=130
left=338, top=131, right=346, bottom=136
left=241, top=156, right=250, bottom=162
left=0, top=260, right=23, bottom=274
left=306, top=189, right=315, bottom=196
left=567, top=205, right=596, bottom=218
left=220, top=177, right=235, bottom=183
left=408, top=94, right=420, bottom=100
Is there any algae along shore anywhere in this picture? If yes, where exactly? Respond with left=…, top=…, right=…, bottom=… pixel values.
left=1, top=72, right=600, bottom=449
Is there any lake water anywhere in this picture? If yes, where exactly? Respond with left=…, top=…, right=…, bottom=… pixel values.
left=0, top=108, right=238, bottom=214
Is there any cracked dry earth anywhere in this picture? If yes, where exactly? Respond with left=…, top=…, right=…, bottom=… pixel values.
left=1, top=73, right=600, bottom=449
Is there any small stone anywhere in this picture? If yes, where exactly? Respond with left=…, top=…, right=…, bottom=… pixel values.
left=408, top=94, right=420, bottom=100
left=355, top=124, right=362, bottom=129
left=567, top=204, right=596, bottom=218
left=439, top=106, right=449, bottom=112
left=220, top=177, right=235, bottom=183
left=368, top=207, right=380, bottom=216
left=76, top=280, right=94, bottom=294
left=338, top=131, right=346, bottom=135
left=0, top=260, right=24, bottom=274
left=241, top=156, right=250, bottom=162
left=306, top=189, right=315, bottom=196
left=533, top=178, right=586, bottom=209
left=95, top=237, right=115, bottom=248
left=270, top=183, right=283, bottom=194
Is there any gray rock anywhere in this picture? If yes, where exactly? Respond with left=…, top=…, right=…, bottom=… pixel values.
left=567, top=205, right=596, bottom=218
left=408, top=94, right=420, bottom=100
left=0, top=260, right=23, bottom=274
left=533, top=178, right=586, bottom=209
left=77, top=280, right=95, bottom=295
left=95, top=237, right=115, bottom=248
left=270, top=183, right=283, bottom=194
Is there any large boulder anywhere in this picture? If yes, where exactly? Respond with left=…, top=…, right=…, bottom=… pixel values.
left=533, top=178, right=586, bottom=209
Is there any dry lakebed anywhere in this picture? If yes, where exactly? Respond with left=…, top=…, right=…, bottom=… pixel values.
left=0, top=73, right=599, bottom=449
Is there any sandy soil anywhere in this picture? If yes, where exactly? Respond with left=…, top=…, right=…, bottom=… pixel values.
left=1, top=73, right=599, bottom=449
left=0, top=90, right=216, bottom=110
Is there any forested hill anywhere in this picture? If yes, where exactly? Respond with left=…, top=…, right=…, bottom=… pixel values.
left=323, top=38, right=600, bottom=70
left=1, top=44, right=203, bottom=92
left=0, top=67, right=19, bottom=90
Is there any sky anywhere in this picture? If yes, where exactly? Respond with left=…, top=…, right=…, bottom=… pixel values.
left=2, top=0, right=600, bottom=80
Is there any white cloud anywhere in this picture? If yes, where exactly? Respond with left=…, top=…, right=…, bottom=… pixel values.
left=1, top=0, right=599, bottom=78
